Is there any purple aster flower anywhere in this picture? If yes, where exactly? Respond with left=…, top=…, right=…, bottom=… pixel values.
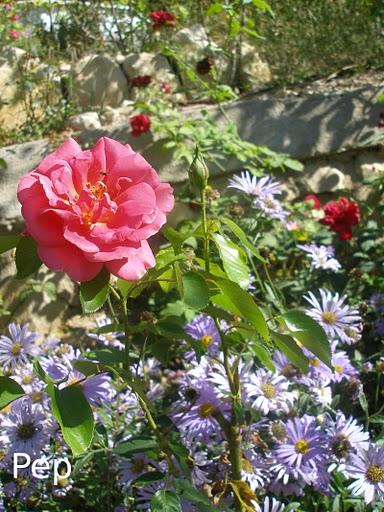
left=254, top=194, right=289, bottom=221
left=228, top=172, right=281, bottom=197
left=267, top=470, right=305, bottom=497
left=298, top=243, right=341, bottom=271
left=184, top=315, right=220, bottom=358
left=368, top=293, right=384, bottom=313
left=0, top=323, right=40, bottom=368
left=135, top=481, right=165, bottom=510
left=88, top=317, right=124, bottom=350
left=331, top=351, right=358, bottom=383
left=13, top=363, right=45, bottom=394
left=0, top=397, right=49, bottom=457
left=374, top=317, right=384, bottom=336
left=311, top=378, right=333, bottom=406
left=273, top=415, right=328, bottom=484
left=241, top=448, right=270, bottom=491
left=244, top=369, right=295, bottom=414
left=255, top=497, right=286, bottom=512
left=326, top=412, right=369, bottom=468
left=346, top=444, right=384, bottom=504
left=4, top=475, right=38, bottom=504
left=272, top=351, right=303, bottom=382
left=304, top=289, right=362, bottom=345
left=59, top=370, right=114, bottom=406
left=118, top=454, right=158, bottom=489
left=172, top=382, right=230, bottom=445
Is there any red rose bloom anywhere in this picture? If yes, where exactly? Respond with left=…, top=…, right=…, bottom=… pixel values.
left=130, top=114, right=151, bottom=137
left=131, top=75, right=152, bottom=88
left=150, top=10, right=175, bottom=30
left=320, top=197, right=361, bottom=240
left=304, top=194, right=321, bottom=209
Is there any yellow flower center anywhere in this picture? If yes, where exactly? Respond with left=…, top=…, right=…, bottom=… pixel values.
left=199, top=403, right=215, bottom=418
left=270, top=422, right=287, bottom=442
left=260, top=383, right=277, bottom=399
left=310, top=358, right=321, bottom=367
left=334, top=364, right=344, bottom=373
left=322, top=311, right=337, bottom=324
left=17, top=422, right=36, bottom=440
left=11, top=343, right=22, bottom=355
left=366, top=465, right=384, bottom=483
left=22, top=375, right=34, bottom=385
left=57, top=477, right=69, bottom=488
left=295, top=439, right=310, bottom=454
left=132, top=458, right=146, bottom=473
left=200, top=335, right=213, bottom=348
left=87, top=180, right=107, bottom=200
left=344, top=327, right=359, bottom=340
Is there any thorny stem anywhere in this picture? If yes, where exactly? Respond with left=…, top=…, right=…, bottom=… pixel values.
left=215, top=320, right=245, bottom=511
left=201, top=187, right=210, bottom=272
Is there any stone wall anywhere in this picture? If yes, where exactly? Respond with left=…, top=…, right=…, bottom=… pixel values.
left=0, top=85, right=383, bottom=335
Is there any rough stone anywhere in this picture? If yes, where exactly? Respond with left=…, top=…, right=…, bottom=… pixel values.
left=238, top=42, right=272, bottom=89
left=0, top=46, right=28, bottom=129
left=303, top=165, right=351, bottom=194
left=73, top=53, right=129, bottom=110
left=122, top=52, right=176, bottom=86
left=67, top=111, right=102, bottom=131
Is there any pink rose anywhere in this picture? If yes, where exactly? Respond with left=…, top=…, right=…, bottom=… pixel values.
left=17, top=137, right=174, bottom=282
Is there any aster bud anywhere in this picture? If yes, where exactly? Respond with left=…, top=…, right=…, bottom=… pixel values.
left=189, top=147, right=209, bottom=190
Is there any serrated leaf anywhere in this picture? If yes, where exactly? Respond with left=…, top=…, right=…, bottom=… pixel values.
left=151, top=490, right=182, bottom=511
left=114, top=436, right=158, bottom=456
left=212, top=233, right=251, bottom=289
left=214, top=279, right=269, bottom=340
left=279, top=310, right=331, bottom=366
left=270, top=331, right=309, bottom=373
left=15, top=236, right=42, bottom=279
left=80, top=267, right=110, bottom=313
left=47, top=384, right=94, bottom=457
left=0, top=376, right=25, bottom=409
left=0, top=234, right=21, bottom=255
left=221, top=217, right=265, bottom=262
left=182, top=272, right=210, bottom=310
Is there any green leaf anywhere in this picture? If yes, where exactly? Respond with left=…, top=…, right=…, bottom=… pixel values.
left=182, top=272, right=210, bottom=310
left=0, top=235, right=21, bottom=255
left=48, top=384, right=94, bottom=457
left=114, top=436, right=158, bottom=456
left=250, top=342, right=274, bottom=371
left=270, top=331, right=309, bottom=374
left=214, top=279, right=269, bottom=340
left=252, top=0, right=273, bottom=13
left=133, top=471, right=165, bottom=487
left=15, top=236, right=42, bottom=279
left=212, top=233, right=251, bottom=289
left=85, top=348, right=125, bottom=364
left=174, top=479, right=217, bottom=512
left=80, top=267, right=110, bottom=313
left=221, top=218, right=265, bottom=262
left=151, top=490, right=182, bottom=511
left=283, top=158, right=304, bottom=172
left=0, top=158, right=7, bottom=170
left=0, top=377, right=25, bottom=410
left=278, top=310, right=331, bottom=366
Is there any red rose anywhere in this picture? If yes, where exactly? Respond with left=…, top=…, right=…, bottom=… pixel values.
left=131, top=75, right=152, bottom=88
left=320, top=197, right=360, bottom=240
left=130, top=114, right=151, bottom=137
left=304, top=194, right=321, bottom=209
left=150, top=10, right=175, bottom=30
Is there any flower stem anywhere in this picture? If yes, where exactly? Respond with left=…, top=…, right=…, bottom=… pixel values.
left=117, top=290, right=178, bottom=475
left=200, top=187, right=210, bottom=272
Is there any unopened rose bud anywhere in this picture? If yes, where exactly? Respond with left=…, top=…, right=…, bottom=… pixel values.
left=189, top=147, right=209, bottom=189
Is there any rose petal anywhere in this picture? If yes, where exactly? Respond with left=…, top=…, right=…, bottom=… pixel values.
left=38, top=243, right=102, bottom=282
left=106, top=240, right=155, bottom=280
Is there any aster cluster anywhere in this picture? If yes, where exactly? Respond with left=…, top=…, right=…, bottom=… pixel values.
left=228, top=171, right=288, bottom=220
left=298, top=243, right=341, bottom=272
left=0, top=322, right=116, bottom=508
